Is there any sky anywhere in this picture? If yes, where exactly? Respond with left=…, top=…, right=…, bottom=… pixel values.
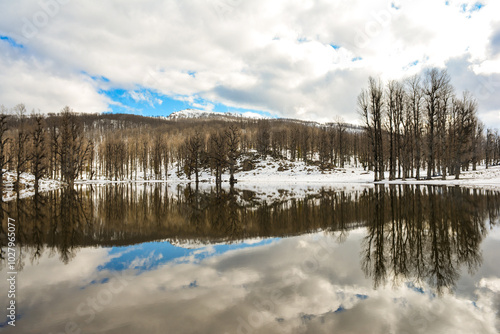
left=1, top=0, right=500, bottom=127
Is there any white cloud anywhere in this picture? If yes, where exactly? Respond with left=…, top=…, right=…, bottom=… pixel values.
left=0, top=0, right=499, bottom=126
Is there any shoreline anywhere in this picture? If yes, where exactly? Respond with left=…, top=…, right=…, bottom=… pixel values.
left=3, top=165, right=500, bottom=202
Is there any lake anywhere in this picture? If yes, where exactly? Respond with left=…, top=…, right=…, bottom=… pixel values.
left=1, top=184, right=499, bottom=333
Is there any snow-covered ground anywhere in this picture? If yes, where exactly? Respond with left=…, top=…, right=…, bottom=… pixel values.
left=4, top=159, right=500, bottom=202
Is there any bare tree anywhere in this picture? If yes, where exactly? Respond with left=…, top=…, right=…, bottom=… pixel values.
left=59, top=107, right=91, bottom=186
left=209, top=132, right=227, bottom=188
left=423, top=68, right=451, bottom=179
left=13, top=104, right=30, bottom=192
left=186, top=131, right=203, bottom=184
left=485, top=129, right=494, bottom=169
left=436, top=81, right=453, bottom=180
left=0, top=107, right=11, bottom=195
left=359, top=78, right=385, bottom=181
left=450, top=92, right=477, bottom=179
left=386, top=80, right=398, bottom=180
left=30, top=113, right=47, bottom=193
left=162, top=137, right=169, bottom=180
left=405, top=75, right=423, bottom=179
left=360, top=77, right=385, bottom=181
left=335, top=117, right=347, bottom=168
left=318, top=127, right=331, bottom=169
left=152, top=133, right=163, bottom=180
left=225, top=125, right=240, bottom=186
left=256, top=120, right=270, bottom=156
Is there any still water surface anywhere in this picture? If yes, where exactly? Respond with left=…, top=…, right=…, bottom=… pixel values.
left=1, top=184, right=499, bottom=333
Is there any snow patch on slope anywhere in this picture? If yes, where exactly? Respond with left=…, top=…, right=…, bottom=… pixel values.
left=166, top=108, right=269, bottom=120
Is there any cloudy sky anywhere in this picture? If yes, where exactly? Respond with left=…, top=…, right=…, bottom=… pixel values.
left=1, top=0, right=500, bottom=127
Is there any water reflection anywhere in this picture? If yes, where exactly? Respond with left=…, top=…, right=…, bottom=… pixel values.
left=362, top=185, right=491, bottom=293
left=1, top=184, right=498, bottom=290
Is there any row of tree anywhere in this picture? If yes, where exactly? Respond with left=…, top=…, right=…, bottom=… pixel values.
left=359, top=68, right=489, bottom=181
left=0, top=108, right=370, bottom=193
left=0, top=105, right=90, bottom=195
left=1, top=74, right=500, bottom=193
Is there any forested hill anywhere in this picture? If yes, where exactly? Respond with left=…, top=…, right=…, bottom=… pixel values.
left=0, top=105, right=366, bottom=192
left=2, top=69, right=500, bottom=193
left=36, top=109, right=363, bottom=131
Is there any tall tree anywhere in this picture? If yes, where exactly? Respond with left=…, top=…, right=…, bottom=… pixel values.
left=335, top=118, right=347, bottom=168
left=30, top=113, right=47, bottom=193
left=152, top=133, right=163, bottom=180
left=0, top=107, right=11, bottom=195
left=225, top=125, right=240, bottom=186
left=256, top=120, right=270, bottom=156
left=423, top=68, right=451, bottom=179
left=13, top=104, right=30, bottom=192
left=450, top=92, right=477, bottom=179
left=405, top=75, right=423, bottom=180
left=186, top=131, right=203, bottom=184
left=386, top=80, right=398, bottom=180
left=209, top=132, right=227, bottom=188
left=59, top=107, right=90, bottom=186
left=360, top=77, right=385, bottom=181
left=359, top=77, right=385, bottom=181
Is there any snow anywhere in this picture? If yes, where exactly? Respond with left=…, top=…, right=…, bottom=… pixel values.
left=4, top=160, right=500, bottom=202
left=166, top=108, right=269, bottom=121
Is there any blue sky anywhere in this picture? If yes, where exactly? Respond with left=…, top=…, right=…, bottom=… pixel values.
left=96, top=238, right=280, bottom=273
left=100, top=86, right=275, bottom=118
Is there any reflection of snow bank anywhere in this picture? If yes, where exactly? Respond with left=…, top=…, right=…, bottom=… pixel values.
left=169, top=236, right=275, bottom=249
left=4, top=162, right=500, bottom=202
left=2, top=170, right=63, bottom=202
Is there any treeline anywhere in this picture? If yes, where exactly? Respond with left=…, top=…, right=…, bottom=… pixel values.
left=0, top=106, right=368, bottom=192
left=359, top=68, right=499, bottom=181
left=1, top=73, right=500, bottom=193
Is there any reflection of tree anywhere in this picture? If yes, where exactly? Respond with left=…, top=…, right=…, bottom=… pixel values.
left=362, top=185, right=387, bottom=289
left=362, top=185, right=487, bottom=294
left=30, top=192, right=45, bottom=263
left=2, top=184, right=498, bottom=274
left=0, top=198, right=8, bottom=264
left=226, top=187, right=242, bottom=238
left=56, top=187, right=91, bottom=264
left=183, top=184, right=204, bottom=234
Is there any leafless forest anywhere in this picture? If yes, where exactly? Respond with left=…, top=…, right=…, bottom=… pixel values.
left=1, top=68, right=500, bottom=194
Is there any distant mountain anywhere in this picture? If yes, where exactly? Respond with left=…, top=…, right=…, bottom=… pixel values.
left=164, top=109, right=362, bottom=132
left=166, top=108, right=269, bottom=121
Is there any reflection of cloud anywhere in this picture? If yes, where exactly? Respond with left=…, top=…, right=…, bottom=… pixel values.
left=2, top=231, right=498, bottom=334
left=98, top=238, right=279, bottom=273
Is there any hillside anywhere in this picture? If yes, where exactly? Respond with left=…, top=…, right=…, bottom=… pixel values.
left=165, top=108, right=268, bottom=121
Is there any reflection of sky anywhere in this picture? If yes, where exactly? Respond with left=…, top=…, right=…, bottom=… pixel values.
left=0, top=229, right=498, bottom=334
left=98, top=238, right=280, bottom=272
